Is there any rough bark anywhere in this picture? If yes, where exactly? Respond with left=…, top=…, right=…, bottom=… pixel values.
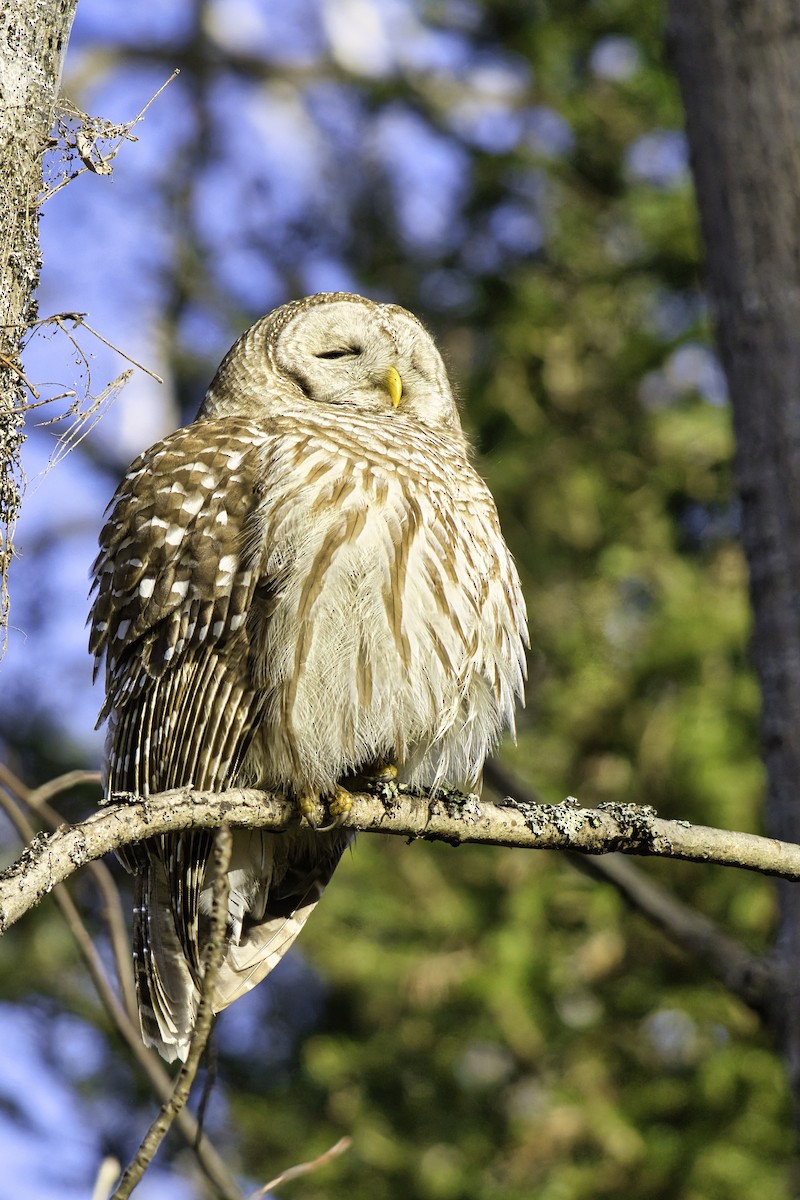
left=0, top=0, right=77, bottom=647
left=3, top=783, right=800, bottom=915
left=667, top=0, right=800, bottom=1123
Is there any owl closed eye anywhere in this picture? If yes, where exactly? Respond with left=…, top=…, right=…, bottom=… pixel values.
left=90, top=291, right=528, bottom=1061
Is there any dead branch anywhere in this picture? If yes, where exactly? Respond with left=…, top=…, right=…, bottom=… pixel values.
left=484, top=761, right=773, bottom=1015
left=0, top=768, right=242, bottom=1200
left=111, top=826, right=233, bottom=1200
left=1, top=785, right=798, bottom=942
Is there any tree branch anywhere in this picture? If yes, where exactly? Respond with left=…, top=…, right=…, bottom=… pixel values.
left=0, top=763, right=137, bottom=1020
left=1, top=785, right=799, bottom=937
left=112, top=826, right=233, bottom=1200
left=0, top=769, right=243, bottom=1200
left=484, top=762, right=774, bottom=1016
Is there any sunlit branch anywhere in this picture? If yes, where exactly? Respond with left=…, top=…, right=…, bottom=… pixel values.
left=483, top=761, right=773, bottom=1016
left=0, top=768, right=243, bottom=1200
left=111, top=826, right=233, bottom=1200
left=2, top=785, right=799, bottom=940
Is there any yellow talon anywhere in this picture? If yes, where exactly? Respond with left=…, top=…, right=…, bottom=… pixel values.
left=327, top=786, right=353, bottom=818
left=299, top=792, right=320, bottom=826
left=371, top=761, right=398, bottom=782
left=299, top=786, right=352, bottom=830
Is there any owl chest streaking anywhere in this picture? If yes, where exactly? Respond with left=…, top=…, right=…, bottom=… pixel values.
left=90, top=292, right=528, bottom=1061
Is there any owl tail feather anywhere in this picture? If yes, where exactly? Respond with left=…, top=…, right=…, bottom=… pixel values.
left=133, top=863, right=198, bottom=1063
left=134, top=830, right=350, bottom=1062
left=212, top=876, right=329, bottom=1012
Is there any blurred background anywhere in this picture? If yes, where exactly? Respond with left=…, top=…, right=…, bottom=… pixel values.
left=0, top=1, right=788, bottom=1197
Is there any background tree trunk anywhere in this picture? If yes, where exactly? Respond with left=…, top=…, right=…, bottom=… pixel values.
left=668, top=0, right=800, bottom=1134
left=0, top=0, right=77, bottom=647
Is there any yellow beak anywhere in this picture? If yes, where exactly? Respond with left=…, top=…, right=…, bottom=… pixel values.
left=386, top=366, right=403, bottom=408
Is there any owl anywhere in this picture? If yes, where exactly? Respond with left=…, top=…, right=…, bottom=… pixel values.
left=90, top=292, right=528, bottom=1061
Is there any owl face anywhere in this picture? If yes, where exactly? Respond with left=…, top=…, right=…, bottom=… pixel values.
left=202, top=292, right=462, bottom=433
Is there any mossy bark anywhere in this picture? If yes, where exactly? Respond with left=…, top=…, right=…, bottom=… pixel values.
left=0, top=0, right=77, bottom=646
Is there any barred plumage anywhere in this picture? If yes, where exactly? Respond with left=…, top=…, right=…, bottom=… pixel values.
left=90, top=292, right=528, bottom=1061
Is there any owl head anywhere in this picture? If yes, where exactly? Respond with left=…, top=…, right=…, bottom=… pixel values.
left=200, top=292, right=464, bottom=435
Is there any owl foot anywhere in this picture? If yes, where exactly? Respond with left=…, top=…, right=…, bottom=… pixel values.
left=326, top=786, right=353, bottom=821
left=369, top=760, right=398, bottom=782
left=299, top=786, right=353, bottom=831
left=345, top=760, right=398, bottom=790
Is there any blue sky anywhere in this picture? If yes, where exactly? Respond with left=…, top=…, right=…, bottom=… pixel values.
left=2, top=0, right=600, bottom=757
left=0, top=3, right=708, bottom=1195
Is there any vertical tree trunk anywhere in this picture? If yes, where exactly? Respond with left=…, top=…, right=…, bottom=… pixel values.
left=667, top=0, right=800, bottom=1135
left=0, top=0, right=77, bottom=646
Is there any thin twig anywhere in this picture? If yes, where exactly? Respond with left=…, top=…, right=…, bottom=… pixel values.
left=44, top=365, right=131, bottom=469
left=125, top=69, right=182, bottom=126
left=42, top=71, right=181, bottom=203
left=0, top=764, right=137, bottom=1022
left=111, top=826, right=233, bottom=1200
left=74, top=318, right=164, bottom=383
left=250, top=1136, right=352, bottom=1198
left=0, top=350, right=39, bottom=398
left=23, top=768, right=102, bottom=808
left=0, top=771, right=242, bottom=1199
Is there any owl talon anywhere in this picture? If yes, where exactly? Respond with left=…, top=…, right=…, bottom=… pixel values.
left=329, top=785, right=353, bottom=816
left=299, top=791, right=322, bottom=827
left=370, top=761, right=398, bottom=782
left=317, top=785, right=353, bottom=830
left=299, top=786, right=353, bottom=830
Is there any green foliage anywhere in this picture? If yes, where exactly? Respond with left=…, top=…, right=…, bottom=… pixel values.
left=243, top=5, right=786, bottom=1196
left=1, top=0, right=791, bottom=1195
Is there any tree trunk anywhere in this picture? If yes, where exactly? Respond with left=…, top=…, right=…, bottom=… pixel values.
left=667, top=0, right=800, bottom=1136
left=0, top=0, right=77, bottom=646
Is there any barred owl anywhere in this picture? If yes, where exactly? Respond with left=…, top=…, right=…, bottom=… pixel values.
left=90, top=292, right=528, bottom=1061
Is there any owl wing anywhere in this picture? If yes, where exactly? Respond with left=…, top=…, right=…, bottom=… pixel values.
left=90, top=415, right=271, bottom=797
left=90, top=415, right=274, bottom=1055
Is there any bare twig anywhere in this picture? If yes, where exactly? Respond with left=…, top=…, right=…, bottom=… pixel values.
left=45, top=312, right=164, bottom=381
left=42, top=71, right=180, bottom=202
left=61, top=315, right=164, bottom=383
left=250, top=1136, right=352, bottom=1198
left=111, top=826, right=233, bottom=1200
left=0, top=769, right=242, bottom=1200
left=46, top=369, right=132, bottom=470
left=22, top=767, right=102, bottom=808
left=0, top=349, right=39, bottom=398
left=7, top=312, right=161, bottom=416
left=0, top=764, right=136, bottom=1020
